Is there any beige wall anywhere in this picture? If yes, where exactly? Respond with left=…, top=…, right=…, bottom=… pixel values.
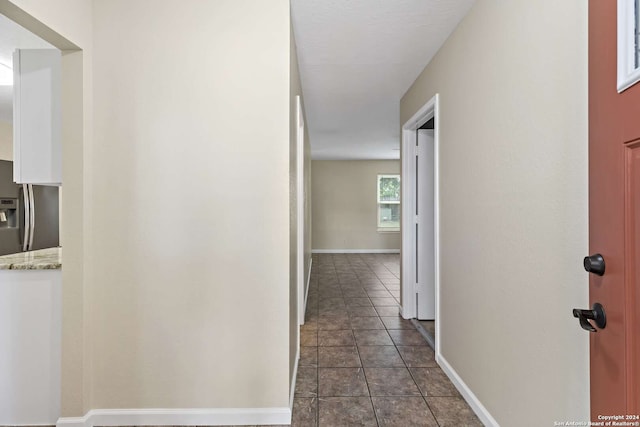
left=4, top=0, right=298, bottom=418
left=0, top=121, right=12, bottom=161
left=90, top=0, right=291, bottom=410
left=312, top=160, right=400, bottom=251
left=401, top=0, right=589, bottom=425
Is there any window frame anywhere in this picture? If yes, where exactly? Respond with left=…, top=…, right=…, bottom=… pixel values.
left=617, top=0, right=640, bottom=92
left=377, top=174, right=400, bottom=232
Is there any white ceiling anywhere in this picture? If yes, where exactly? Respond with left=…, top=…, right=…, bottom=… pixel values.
left=291, top=0, right=476, bottom=160
left=0, top=13, right=55, bottom=123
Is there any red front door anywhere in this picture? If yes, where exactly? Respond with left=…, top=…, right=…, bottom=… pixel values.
left=589, top=0, right=640, bottom=419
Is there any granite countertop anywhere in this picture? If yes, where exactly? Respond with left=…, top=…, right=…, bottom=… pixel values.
left=0, top=247, right=62, bottom=270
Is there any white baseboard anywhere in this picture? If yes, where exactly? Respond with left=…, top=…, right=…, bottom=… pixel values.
left=312, top=249, right=400, bottom=254
left=56, top=407, right=292, bottom=427
left=436, top=353, right=499, bottom=427
left=57, top=416, right=87, bottom=427
left=6, top=424, right=54, bottom=426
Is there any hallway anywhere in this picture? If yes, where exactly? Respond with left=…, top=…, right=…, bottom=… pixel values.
left=291, top=253, right=482, bottom=426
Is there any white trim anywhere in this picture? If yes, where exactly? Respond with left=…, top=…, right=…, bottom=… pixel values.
left=401, top=124, right=416, bottom=320
left=437, top=353, right=499, bottom=427
left=8, top=424, right=55, bottom=426
left=377, top=228, right=400, bottom=233
left=312, top=249, right=400, bottom=254
left=433, top=99, right=442, bottom=373
left=618, top=66, right=640, bottom=93
left=400, top=93, right=440, bottom=341
left=57, top=416, right=88, bottom=427
left=617, top=0, right=640, bottom=92
left=57, top=407, right=292, bottom=427
left=296, top=96, right=306, bottom=326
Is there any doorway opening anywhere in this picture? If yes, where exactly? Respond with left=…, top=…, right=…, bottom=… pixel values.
left=0, top=4, right=84, bottom=425
left=401, top=94, right=439, bottom=351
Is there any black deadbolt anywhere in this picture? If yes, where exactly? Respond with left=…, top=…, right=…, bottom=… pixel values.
left=584, top=254, right=605, bottom=276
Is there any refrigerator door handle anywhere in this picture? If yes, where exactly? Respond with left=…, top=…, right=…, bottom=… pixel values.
left=22, top=184, right=29, bottom=252
left=28, top=184, right=35, bottom=251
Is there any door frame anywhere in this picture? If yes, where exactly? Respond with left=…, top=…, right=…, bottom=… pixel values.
left=296, top=95, right=306, bottom=325
left=401, top=93, right=440, bottom=348
left=0, top=4, right=85, bottom=423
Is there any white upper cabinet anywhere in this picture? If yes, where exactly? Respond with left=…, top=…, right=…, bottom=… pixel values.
left=13, top=49, right=61, bottom=185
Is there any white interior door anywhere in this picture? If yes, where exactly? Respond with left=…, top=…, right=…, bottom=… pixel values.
left=416, top=129, right=435, bottom=319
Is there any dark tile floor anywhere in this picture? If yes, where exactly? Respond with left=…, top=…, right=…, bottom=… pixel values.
left=290, top=253, right=482, bottom=427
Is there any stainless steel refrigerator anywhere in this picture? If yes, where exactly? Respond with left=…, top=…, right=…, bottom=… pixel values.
left=0, top=160, right=59, bottom=256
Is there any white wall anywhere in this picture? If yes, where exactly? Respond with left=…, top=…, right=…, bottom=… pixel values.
left=312, top=160, right=401, bottom=251
left=401, top=0, right=589, bottom=425
left=91, top=0, right=291, bottom=411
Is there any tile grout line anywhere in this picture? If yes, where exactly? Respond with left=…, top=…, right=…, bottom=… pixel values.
left=308, top=253, right=458, bottom=427
left=373, top=253, right=442, bottom=426
left=376, top=254, right=442, bottom=427
left=353, top=255, right=382, bottom=427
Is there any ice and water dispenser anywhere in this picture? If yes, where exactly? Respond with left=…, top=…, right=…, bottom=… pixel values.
left=0, top=198, right=18, bottom=229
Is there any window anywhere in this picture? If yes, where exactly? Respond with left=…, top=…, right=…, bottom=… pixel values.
left=377, top=174, right=400, bottom=231
left=617, top=0, right=640, bottom=91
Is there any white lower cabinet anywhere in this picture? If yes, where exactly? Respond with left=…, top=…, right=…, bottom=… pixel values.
left=0, top=269, right=61, bottom=424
